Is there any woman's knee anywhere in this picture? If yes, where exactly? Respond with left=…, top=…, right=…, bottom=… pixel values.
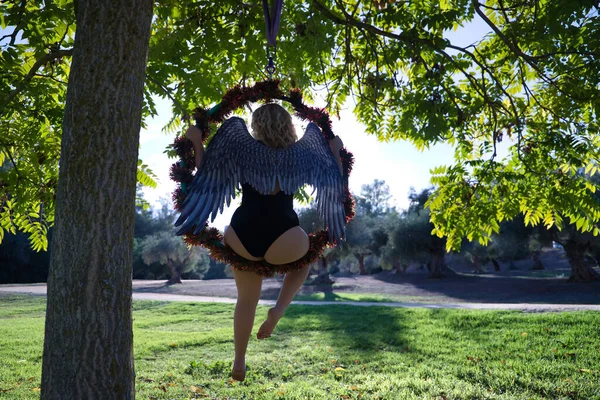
left=233, top=269, right=263, bottom=298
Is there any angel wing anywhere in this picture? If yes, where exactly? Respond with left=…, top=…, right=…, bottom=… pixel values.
left=174, top=116, right=346, bottom=244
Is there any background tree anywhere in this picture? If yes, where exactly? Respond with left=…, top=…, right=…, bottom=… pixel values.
left=462, top=217, right=537, bottom=272
left=0, top=0, right=597, bottom=395
left=139, top=231, right=209, bottom=284
left=552, top=223, right=600, bottom=281
left=202, top=258, right=229, bottom=280
left=298, top=203, right=334, bottom=282
left=344, top=215, right=375, bottom=275
left=388, top=188, right=452, bottom=278
left=342, top=180, right=393, bottom=274
left=355, top=179, right=393, bottom=217
left=3, top=1, right=600, bottom=282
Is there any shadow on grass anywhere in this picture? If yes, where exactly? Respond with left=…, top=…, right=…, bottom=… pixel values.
left=275, top=303, right=413, bottom=352
left=369, top=271, right=600, bottom=305
left=260, top=283, right=355, bottom=301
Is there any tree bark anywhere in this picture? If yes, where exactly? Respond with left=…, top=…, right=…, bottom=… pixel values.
left=428, top=251, right=448, bottom=278
left=41, top=1, right=153, bottom=399
left=491, top=258, right=501, bottom=272
left=312, top=257, right=334, bottom=284
left=167, top=260, right=183, bottom=285
left=356, top=253, right=367, bottom=275
left=563, top=239, right=600, bottom=282
left=392, top=260, right=408, bottom=274
left=530, top=251, right=544, bottom=270
left=471, top=256, right=483, bottom=273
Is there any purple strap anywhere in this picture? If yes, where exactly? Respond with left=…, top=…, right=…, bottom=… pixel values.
left=262, top=0, right=283, bottom=46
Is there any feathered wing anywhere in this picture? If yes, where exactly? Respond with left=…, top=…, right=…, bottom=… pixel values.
left=277, top=123, right=346, bottom=244
left=175, top=117, right=346, bottom=244
left=174, top=117, right=271, bottom=235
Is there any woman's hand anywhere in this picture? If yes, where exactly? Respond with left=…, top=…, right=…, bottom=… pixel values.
left=329, top=135, right=344, bottom=175
left=185, top=125, right=205, bottom=169
left=185, top=125, right=204, bottom=145
left=328, top=135, right=343, bottom=154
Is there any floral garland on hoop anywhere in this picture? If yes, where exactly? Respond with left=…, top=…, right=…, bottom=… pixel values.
left=169, top=80, right=355, bottom=276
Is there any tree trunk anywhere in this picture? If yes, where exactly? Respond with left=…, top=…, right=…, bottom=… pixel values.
left=392, top=260, right=408, bottom=274
left=312, top=258, right=334, bottom=284
left=563, top=240, right=600, bottom=282
left=41, top=1, right=153, bottom=399
left=530, top=251, right=544, bottom=270
left=428, top=251, right=448, bottom=278
left=167, top=260, right=183, bottom=285
left=491, top=258, right=501, bottom=272
left=472, top=256, right=482, bottom=273
left=356, top=253, right=367, bottom=275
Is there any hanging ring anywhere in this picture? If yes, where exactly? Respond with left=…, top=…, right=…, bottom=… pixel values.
left=265, top=46, right=277, bottom=79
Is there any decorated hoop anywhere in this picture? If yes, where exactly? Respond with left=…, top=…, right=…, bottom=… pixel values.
left=169, top=80, right=355, bottom=276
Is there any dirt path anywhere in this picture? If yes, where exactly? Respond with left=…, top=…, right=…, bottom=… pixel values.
left=131, top=272, right=600, bottom=304
left=1, top=281, right=599, bottom=312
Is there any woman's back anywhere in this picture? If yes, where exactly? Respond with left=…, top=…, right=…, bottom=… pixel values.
left=229, top=183, right=299, bottom=258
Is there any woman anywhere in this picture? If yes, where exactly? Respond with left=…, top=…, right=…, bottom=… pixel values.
left=184, top=104, right=344, bottom=381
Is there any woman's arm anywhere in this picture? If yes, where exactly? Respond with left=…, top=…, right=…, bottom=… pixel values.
left=185, top=125, right=205, bottom=169
left=329, top=135, right=344, bottom=175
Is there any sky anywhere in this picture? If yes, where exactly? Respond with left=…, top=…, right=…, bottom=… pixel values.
left=138, top=15, right=495, bottom=230
left=1, top=7, right=497, bottom=231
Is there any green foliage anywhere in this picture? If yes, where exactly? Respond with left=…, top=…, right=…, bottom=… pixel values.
left=0, top=0, right=72, bottom=252
left=0, top=230, right=51, bottom=283
left=138, top=230, right=209, bottom=281
left=355, top=179, right=393, bottom=217
left=132, top=198, right=212, bottom=281
left=297, top=203, right=322, bottom=233
left=0, top=0, right=155, bottom=250
left=382, top=188, right=445, bottom=271
left=2, top=296, right=600, bottom=399
left=3, top=0, right=600, bottom=260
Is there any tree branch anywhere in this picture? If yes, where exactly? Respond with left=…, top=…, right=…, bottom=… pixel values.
left=473, top=1, right=590, bottom=101
left=1, top=48, right=73, bottom=114
left=145, top=74, right=190, bottom=122
left=1, top=145, right=38, bottom=185
left=313, top=0, right=432, bottom=48
left=0, top=0, right=28, bottom=47
left=314, top=0, right=516, bottom=121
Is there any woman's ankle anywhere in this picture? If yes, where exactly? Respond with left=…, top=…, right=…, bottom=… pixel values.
left=233, top=358, right=245, bottom=370
left=269, top=306, right=284, bottom=320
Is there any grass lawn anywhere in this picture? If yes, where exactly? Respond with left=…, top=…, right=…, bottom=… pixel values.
left=294, top=292, right=444, bottom=304
left=1, top=295, right=599, bottom=399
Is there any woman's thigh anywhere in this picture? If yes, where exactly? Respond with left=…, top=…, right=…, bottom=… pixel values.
left=232, top=268, right=263, bottom=299
left=224, top=226, right=264, bottom=261
left=264, top=226, right=309, bottom=265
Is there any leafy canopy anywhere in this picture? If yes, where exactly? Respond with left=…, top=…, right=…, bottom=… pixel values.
left=2, top=0, right=599, bottom=251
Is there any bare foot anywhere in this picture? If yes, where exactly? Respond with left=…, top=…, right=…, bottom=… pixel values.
left=257, top=308, right=282, bottom=339
left=231, top=360, right=246, bottom=382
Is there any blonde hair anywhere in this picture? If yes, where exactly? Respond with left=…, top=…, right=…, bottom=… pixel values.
left=251, top=103, right=297, bottom=149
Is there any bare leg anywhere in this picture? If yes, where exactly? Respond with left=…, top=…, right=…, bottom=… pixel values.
left=232, top=268, right=263, bottom=379
left=256, top=226, right=310, bottom=339
left=257, top=264, right=310, bottom=339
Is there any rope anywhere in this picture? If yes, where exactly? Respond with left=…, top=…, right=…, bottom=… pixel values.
left=262, top=0, right=283, bottom=79
left=262, top=0, right=283, bottom=46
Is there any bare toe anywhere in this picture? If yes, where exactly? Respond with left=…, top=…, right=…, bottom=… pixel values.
left=257, top=308, right=281, bottom=339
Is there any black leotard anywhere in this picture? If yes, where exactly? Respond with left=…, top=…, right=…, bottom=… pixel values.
left=229, top=183, right=300, bottom=258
